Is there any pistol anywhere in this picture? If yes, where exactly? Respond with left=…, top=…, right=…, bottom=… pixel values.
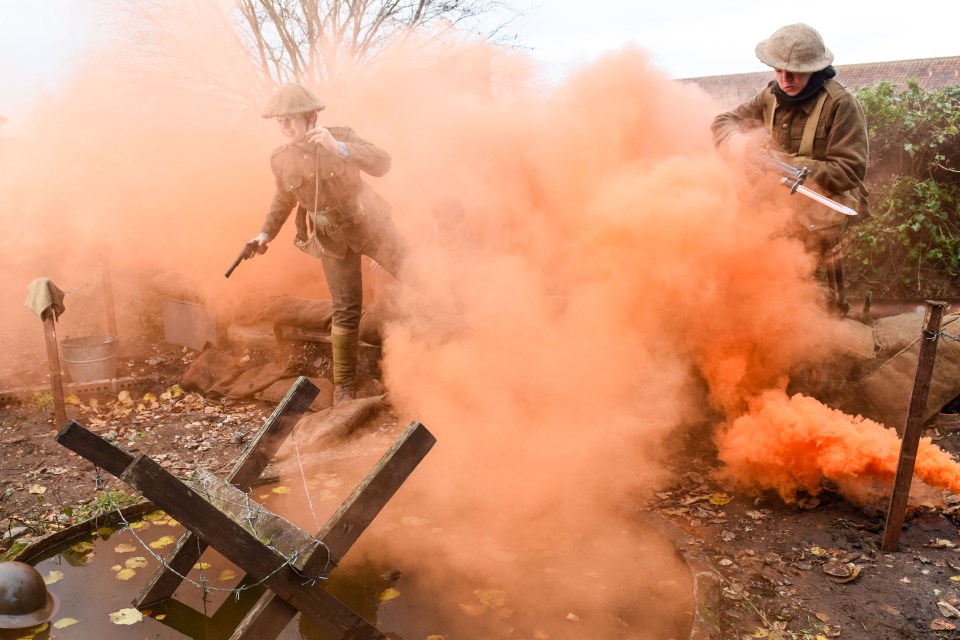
left=224, top=240, right=267, bottom=278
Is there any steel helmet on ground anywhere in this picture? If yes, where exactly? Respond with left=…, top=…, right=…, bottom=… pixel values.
left=755, top=24, right=834, bottom=73
left=261, top=83, right=326, bottom=119
left=0, top=561, right=59, bottom=629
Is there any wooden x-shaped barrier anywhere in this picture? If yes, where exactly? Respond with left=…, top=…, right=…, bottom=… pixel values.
left=55, top=377, right=435, bottom=640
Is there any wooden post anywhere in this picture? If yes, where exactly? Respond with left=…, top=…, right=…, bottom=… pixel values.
left=120, top=454, right=386, bottom=640
left=881, top=300, right=948, bottom=552
left=41, top=309, right=67, bottom=427
left=133, top=376, right=320, bottom=607
left=102, top=260, right=118, bottom=337
left=230, top=421, right=436, bottom=640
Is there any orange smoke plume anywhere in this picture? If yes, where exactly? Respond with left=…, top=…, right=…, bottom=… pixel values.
left=716, top=389, right=960, bottom=502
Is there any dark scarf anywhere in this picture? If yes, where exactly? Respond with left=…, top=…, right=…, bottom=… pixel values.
left=772, top=65, right=836, bottom=106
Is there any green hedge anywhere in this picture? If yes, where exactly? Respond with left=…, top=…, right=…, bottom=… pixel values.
left=845, top=80, right=960, bottom=298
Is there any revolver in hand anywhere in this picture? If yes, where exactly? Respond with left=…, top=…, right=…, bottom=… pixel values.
left=224, top=239, right=268, bottom=278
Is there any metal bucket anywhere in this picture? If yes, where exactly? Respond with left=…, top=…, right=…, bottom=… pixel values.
left=60, top=335, right=119, bottom=383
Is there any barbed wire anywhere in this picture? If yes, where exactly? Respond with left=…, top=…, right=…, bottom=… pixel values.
left=92, top=458, right=331, bottom=601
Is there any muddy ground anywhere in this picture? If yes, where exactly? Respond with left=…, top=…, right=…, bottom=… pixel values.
left=2, top=336, right=960, bottom=640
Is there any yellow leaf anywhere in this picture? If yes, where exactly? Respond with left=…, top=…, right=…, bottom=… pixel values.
left=149, top=536, right=176, bottom=549
left=125, top=557, right=148, bottom=569
left=749, top=630, right=769, bottom=638
left=109, top=608, right=143, bottom=625
left=115, top=568, right=136, bottom=581
left=143, top=392, right=158, bottom=403
left=271, top=486, right=291, bottom=494
left=70, top=541, right=94, bottom=553
left=27, top=485, right=47, bottom=495
left=950, top=575, right=960, bottom=582
left=160, top=391, right=172, bottom=401
left=810, top=546, right=827, bottom=557
left=89, top=398, right=99, bottom=410
left=426, top=636, right=447, bottom=640
left=474, top=589, right=507, bottom=608
left=64, top=395, right=81, bottom=406
left=166, top=518, right=180, bottom=527
left=44, top=570, right=64, bottom=585
left=171, top=384, right=182, bottom=397
left=96, top=526, right=115, bottom=537
left=53, top=618, right=79, bottom=629
left=128, top=520, right=147, bottom=530
left=114, top=543, right=137, bottom=554
left=379, top=587, right=401, bottom=602
left=118, top=390, right=133, bottom=405
left=194, top=562, right=211, bottom=570
left=156, top=614, right=166, bottom=621
left=709, top=493, right=732, bottom=506
left=111, top=565, right=122, bottom=572
left=218, top=569, right=238, bottom=581
left=143, top=510, right=166, bottom=521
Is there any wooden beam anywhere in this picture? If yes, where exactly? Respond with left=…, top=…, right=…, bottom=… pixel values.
left=55, top=420, right=134, bottom=477
left=41, top=309, right=67, bottom=428
left=120, top=454, right=385, bottom=640
left=229, top=421, right=436, bottom=640
left=882, top=300, right=948, bottom=552
left=134, top=376, right=320, bottom=607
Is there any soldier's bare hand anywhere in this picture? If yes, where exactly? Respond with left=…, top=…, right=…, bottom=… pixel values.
left=306, top=126, right=339, bottom=155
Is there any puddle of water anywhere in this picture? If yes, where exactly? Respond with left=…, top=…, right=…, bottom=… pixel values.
left=14, top=429, right=695, bottom=639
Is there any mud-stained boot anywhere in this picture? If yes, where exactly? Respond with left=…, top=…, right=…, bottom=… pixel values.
left=331, top=325, right=359, bottom=405
left=333, top=381, right=356, bottom=405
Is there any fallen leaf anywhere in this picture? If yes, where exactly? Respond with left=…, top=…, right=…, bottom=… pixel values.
left=118, top=390, right=134, bottom=405
left=218, top=569, right=238, bottom=581
left=814, top=612, right=830, bottom=622
left=53, top=618, right=79, bottom=629
left=125, top=557, right=148, bottom=569
left=44, top=570, right=64, bottom=585
left=70, top=541, right=94, bottom=553
left=379, top=587, right=401, bottom=602
left=938, top=601, right=960, bottom=618
left=271, top=486, right=290, bottom=495
left=426, top=636, right=446, bottom=640
left=709, top=493, right=732, bottom=506
left=114, top=544, right=137, bottom=554
left=194, top=562, right=211, bottom=570
left=64, top=395, right=81, bottom=406
left=810, top=546, right=827, bottom=557
left=565, top=612, right=581, bottom=622
left=143, top=392, right=158, bottom=403
left=930, top=539, right=956, bottom=549
left=27, top=485, right=47, bottom=495
left=115, top=568, right=136, bottom=581
left=149, top=536, right=176, bottom=549
left=474, top=589, right=507, bottom=608
left=931, top=618, right=957, bottom=631
left=823, top=560, right=861, bottom=582
left=109, top=608, right=143, bottom=625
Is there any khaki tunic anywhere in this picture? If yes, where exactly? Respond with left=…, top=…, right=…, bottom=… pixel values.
left=260, top=125, right=393, bottom=253
left=712, top=79, right=869, bottom=231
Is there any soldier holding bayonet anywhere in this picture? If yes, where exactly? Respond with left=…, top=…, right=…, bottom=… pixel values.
left=712, top=23, right=869, bottom=313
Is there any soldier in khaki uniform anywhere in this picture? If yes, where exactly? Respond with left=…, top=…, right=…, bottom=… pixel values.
left=712, top=24, right=868, bottom=310
left=250, top=83, right=407, bottom=404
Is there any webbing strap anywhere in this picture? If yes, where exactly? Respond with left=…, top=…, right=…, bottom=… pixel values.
left=798, top=90, right=829, bottom=158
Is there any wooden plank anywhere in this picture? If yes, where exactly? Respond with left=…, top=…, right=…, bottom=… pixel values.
left=42, top=310, right=67, bottom=428
left=55, top=420, right=135, bottom=477
left=882, top=301, right=948, bottom=551
left=135, top=377, right=319, bottom=607
left=120, top=454, right=385, bottom=640
left=229, top=421, right=435, bottom=640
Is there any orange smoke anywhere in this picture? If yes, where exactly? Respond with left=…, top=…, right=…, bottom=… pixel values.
left=716, top=389, right=960, bottom=502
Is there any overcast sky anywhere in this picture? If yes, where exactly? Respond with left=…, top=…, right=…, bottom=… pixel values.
left=2, top=0, right=959, bottom=130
